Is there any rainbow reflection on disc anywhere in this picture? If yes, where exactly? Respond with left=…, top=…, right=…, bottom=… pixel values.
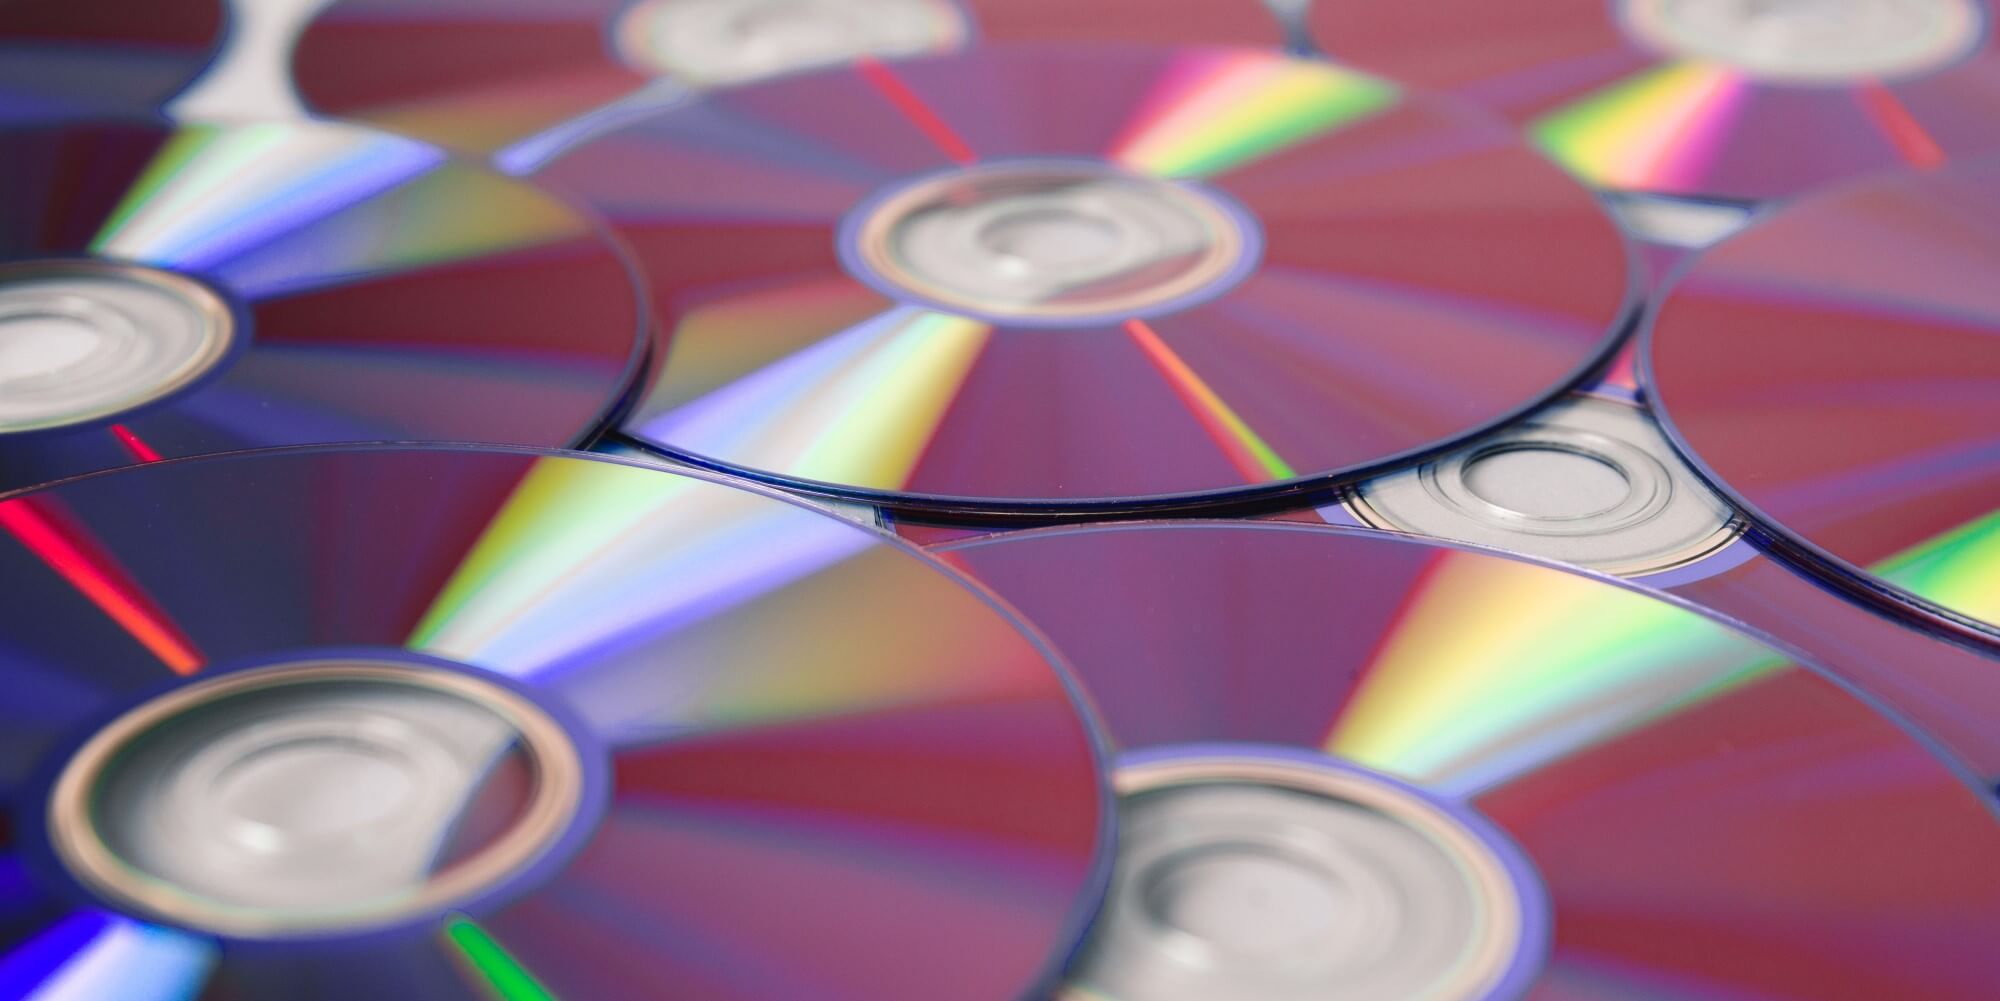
left=941, top=521, right=2000, bottom=1000
left=0, top=445, right=1109, bottom=1000
left=0, top=0, right=225, bottom=122
left=0, top=119, right=646, bottom=492
left=290, top=0, right=1284, bottom=155
left=1646, top=158, right=2000, bottom=644
left=1307, top=0, right=2000, bottom=201
left=534, top=45, right=1635, bottom=510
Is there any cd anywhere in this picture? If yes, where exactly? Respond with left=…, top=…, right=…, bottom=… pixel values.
left=939, top=521, right=2000, bottom=1001
left=0, top=445, right=1109, bottom=999
left=1319, top=385, right=2000, bottom=780
left=0, top=118, right=646, bottom=493
left=0, top=0, right=226, bottom=123
left=1646, top=158, right=2000, bottom=645
left=1305, top=0, right=2000, bottom=201
left=290, top=0, right=1286, bottom=157
left=532, top=45, right=1637, bottom=511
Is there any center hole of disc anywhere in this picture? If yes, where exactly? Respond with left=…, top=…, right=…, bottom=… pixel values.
left=977, top=207, right=1124, bottom=275
left=214, top=735, right=418, bottom=840
left=0, top=310, right=110, bottom=382
left=1462, top=446, right=1631, bottom=520
left=1144, top=843, right=1345, bottom=955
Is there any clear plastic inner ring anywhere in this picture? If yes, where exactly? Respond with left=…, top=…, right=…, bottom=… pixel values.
left=1063, top=753, right=1536, bottom=1001
left=48, top=661, right=584, bottom=937
left=0, top=260, right=234, bottom=434
left=1620, top=0, right=1986, bottom=82
left=614, top=0, right=969, bottom=86
left=846, top=161, right=1258, bottom=324
left=1345, top=395, right=1743, bottom=577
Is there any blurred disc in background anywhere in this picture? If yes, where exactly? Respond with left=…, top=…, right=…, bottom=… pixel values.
left=537, top=45, right=1636, bottom=511
left=0, top=0, right=226, bottom=122
left=0, top=119, right=646, bottom=492
left=1307, top=0, right=2000, bottom=201
left=291, top=0, right=1287, bottom=156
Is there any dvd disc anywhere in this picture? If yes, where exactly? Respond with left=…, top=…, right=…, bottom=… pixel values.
left=1306, top=0, right=2000, bottom=202
left=940, top=521, right=2000, bottom=1000
left=0, top=445, right=1108, bottom=999
left=1315, top=383, right=2000, bottom=781
left=0, top=119, right=646, bottom=492
left=1646, top=158, right=2000, bottom=644
left=531, top=45, right=1636, bottom=511
left=0, top=0, right=226, bottom=123
left=291, top=0, right=1285, bottom=156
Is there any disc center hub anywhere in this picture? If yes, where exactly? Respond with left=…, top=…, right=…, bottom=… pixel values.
left=1069, top=750, right=1542, bottom=1001
left=844, top=160, right=1261, bottom=325
left=977, top=206, right=1128, bottom=274
left=1346, top=396, right=1744, bottom=577
left=48, top=660, right=585, bottom=936
left=0, top=260, right=233, bottom=434
left=1621, top=0, right=1985, bottom=81
left=615, top=0, right=968, bottom=86
left=208, top=726, right=424, bottom=842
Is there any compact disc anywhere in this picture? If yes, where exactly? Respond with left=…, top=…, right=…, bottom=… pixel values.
left=532, top=45, right=1636, bottom=511
left=0, top=119, right=645, bottom=492
left=940, top=521, right=2000, bottom=1000
left=1307, top=0, right=2000, bottom=201
left=291, top=0, right=1285, bottom=156
left=0, top=0, right=226, bottom=122
left=1319, top=383, right=2000, bottom=780
left=1646, top=158, right=2000, bottom=643
left=0, top=445, right=1108, bottom=999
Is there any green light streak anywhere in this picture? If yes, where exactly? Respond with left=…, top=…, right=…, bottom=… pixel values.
left=1872, top=509, right=2000, bottom=626
left=446, top=916, right=557, bottom=1001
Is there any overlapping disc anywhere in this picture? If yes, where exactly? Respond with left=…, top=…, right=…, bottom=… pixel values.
left=0, top=446, right=1108, bottom=1000
left=941, top=522, right=2000, bottom=1000
left=533, top=46, right=1636, bottom=510
left=0, top=0, right=226, bottom=122
left=291, top=0, right=1284, bottom=155
left=1646, top=158, right=2000, bottom=641
left=0, top=119, right=646, bottom=492
left=1307, top=0, right=2000, bottom=201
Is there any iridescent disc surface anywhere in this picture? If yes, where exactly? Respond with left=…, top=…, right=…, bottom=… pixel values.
left=536, top=46, right=1635, bottom=510
left=941, top=522, right=2000, bottom=999
left=0, top=120, right=645, bottom=492
left=1646, top=159, right=2000, bottom=642
left=0, top=446, right=1108, bottom=1000
left=0, top=0, right=225, bottom=122
left=291, top=0, right=1283, bottom=155
left=1306, top=0, right=2000, bottom=201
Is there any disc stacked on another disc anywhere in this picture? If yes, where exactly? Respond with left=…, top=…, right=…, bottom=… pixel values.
left=1647, top=157, right=2000, bottom=644
left=291, top=0, right=1286, bottom=156
left=531, top=45, right=1638, bottom=511
left=1307, top=0, right=2000, bottom=201
left=0, top=446, right=1109, bottom=1000
left=0, top=0, right=226, bottom=123
left=941, top=521, right=2000, bottom=1000
left=0, top=119, right=647, bottom=492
